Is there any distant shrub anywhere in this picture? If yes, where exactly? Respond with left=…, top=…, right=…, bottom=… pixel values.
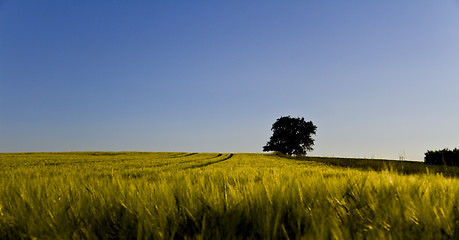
left=424, top=148, right=459, bottom=166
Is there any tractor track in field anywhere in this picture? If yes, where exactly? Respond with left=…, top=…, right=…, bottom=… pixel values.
left=150, top=152, right=199, bottom=167
left=168, top=152, right=198, bottom=158
left=185, top=153, right=234, bottom=169
left=151, top=153, right=222, bottom=168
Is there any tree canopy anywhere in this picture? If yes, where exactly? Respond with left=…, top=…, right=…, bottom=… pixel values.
left=263, top=116, right=317, bottom=156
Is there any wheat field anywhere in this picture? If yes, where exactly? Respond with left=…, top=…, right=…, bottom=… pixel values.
left=0, top=152, right=458, bottom=239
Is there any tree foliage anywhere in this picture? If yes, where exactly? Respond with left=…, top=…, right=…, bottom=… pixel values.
left=425, top=148, right=459, bottom=166
left=263, top=116, right=317, bottom=156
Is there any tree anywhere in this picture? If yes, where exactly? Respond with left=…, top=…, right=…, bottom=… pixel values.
left=263, top=116, right=317, bottom=156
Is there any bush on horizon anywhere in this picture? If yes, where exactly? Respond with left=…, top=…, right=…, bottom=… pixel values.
left=425, top=148, right=459, bottom=166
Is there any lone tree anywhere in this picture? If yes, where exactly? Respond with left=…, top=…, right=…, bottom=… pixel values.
left=263, top=116, right=317, bottom=156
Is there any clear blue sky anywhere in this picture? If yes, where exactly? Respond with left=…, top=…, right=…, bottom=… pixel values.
left=1, top=1, right=458, bottom=160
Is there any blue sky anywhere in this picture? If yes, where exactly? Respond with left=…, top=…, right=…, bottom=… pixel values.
left=1, top=1, right=458, bottom=160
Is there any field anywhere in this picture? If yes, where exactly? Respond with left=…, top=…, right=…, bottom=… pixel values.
left=0, top=152, right=458, bottom=239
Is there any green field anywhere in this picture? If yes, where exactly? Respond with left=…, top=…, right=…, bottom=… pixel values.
left=0, top=152, right=458, bottom=239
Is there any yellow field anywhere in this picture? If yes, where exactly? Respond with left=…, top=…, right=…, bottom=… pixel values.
left=0, top=152, right=458, bottom=239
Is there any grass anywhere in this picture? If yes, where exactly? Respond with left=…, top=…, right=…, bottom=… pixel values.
left=0, top=152, right=458, bottom=239
left=290, top=154, right=459, bottom=177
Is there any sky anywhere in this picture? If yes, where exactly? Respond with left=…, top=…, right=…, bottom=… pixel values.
left=1, top=1, right=459, bottom=160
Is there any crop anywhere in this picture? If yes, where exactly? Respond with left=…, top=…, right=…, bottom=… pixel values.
left=0, top=152, right=458, bottom=239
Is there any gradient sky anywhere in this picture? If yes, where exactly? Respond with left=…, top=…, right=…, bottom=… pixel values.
left=1, top=1, right=459, bottom=160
